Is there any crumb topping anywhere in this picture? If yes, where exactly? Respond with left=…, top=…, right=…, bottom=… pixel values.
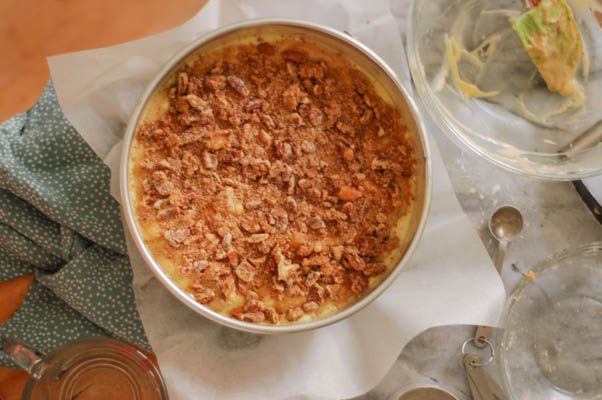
left=131, top=39, right=416, bottom=324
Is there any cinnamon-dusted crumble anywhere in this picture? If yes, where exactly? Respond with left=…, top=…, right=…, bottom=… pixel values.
left=129, top=39, right=416, bottom=324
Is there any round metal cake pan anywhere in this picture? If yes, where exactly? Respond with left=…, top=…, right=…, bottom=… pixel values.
left=120, top=19, right=432, bottom=334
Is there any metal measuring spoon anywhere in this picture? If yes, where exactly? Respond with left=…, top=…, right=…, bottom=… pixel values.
left=489, top=206, right=524, bottom=274
left=473, top=206, right=524, bottom=347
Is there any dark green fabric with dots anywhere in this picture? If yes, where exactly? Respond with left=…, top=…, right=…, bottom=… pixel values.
left=0, top=82, right=149, bottom=367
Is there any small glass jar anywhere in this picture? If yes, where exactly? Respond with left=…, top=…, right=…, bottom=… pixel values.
left=496, top=242, right=602, bottom=399
left=3, top=336, right=169, bottom=400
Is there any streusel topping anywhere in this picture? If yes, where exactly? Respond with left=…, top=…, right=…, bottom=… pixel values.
left=130, top=39, right=416, bottom=324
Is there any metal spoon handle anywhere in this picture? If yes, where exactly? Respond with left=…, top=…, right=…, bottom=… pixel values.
left=473, top=241, right=508, bottom=347
left=494, top=241, right=508, bottom=274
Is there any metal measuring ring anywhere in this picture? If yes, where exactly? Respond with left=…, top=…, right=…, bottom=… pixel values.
left=461, top=337, right=495, bottom=367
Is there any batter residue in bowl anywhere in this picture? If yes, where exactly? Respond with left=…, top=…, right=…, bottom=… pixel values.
left=129, top=39, right=416, bottom=324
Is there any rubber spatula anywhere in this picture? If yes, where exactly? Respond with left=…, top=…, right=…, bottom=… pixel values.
left=512, top=0, right=584, bottom=96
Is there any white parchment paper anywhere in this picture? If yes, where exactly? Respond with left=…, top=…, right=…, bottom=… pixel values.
left=47, top=1, right=506, bottom=398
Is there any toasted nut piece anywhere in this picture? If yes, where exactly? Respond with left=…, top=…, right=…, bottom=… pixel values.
left=164, top=228, right=190, bottom=248
left=282, top=50, right=307, bottom=63
left=227, top=75, right=250, bottom=96
left=342, top=148, right=354, bottom=161
left=301, top=140, right=316, bottom=154
left=343, top=247, right=366, bottom=271
left=302, top=301, right=319, bottom=313
left=257, top=42, right=275, bottom=55
left=337, top=186, right=363, bottom=202
left=265, top=307, right=279, bottom=323
left=202, top=152, right=219, bottom=170
left=194, top=287, right=215, bottom=304
left=177, top=72, right=189, bottom=96
left=286, top=307, right=304, bottom=321
left=309, top=106, right=323, bottom=126
left=245, top=99, right=263, bottom=112
left=242, top=311, right=266, bottom=322
left=258, top=130, right=272, bottom=146
left=363, top=262, right=387, bottom=276
left=307, top=216, right=326, bottom=230
left=359, top=109, right=373, bottom=125
left=350, top=273, right=368, bottom=293
left=235, top=260, right=256, bottom=283
left=247, top=233, right=269, bottom=243
left=336, top=121, right=355, bottom=135
left=299, top=62, right=324, bottom=80
left=205, top=74, right=226, bottom=90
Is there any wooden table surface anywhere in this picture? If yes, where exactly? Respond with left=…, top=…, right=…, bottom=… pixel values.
left=0, top=1, right=205, bottom=398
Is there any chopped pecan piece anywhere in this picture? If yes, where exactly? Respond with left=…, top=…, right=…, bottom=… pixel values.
left=274, top=141, right=293, bottom=159
left=287, top=112, right=303, bottom=126
left=241, top=311, right=265, bottom=323
left=245, top=99, right=263, bottom=112
left=235, top=260, right=256, bottom=283
left=307, top=216, right=326, bottom=230
left=151, top=171, right=173, bottom=196
left=282, top=84, right=306, bottom=111
left=343, top=247, right=366, bottom=271
left=219, top=149, right=243, bottom=163
left=306, top=271, right=321, bottom=287
left=258, top=130, right=272, bottom=146
left=264, top=307, right=279, bottom=323
left=227, top=75, right=250, bottom=96
left=194, top=287, right=215, bottom=304
left=375, top=212, right=387, bottom=224
left=359, top=109, right=374, bottom=125
left=219, top=275, right=237, bottom=301
left=338, top=186, right=363, bottom=202
left=193, top=260, right=209, bottom=272
left=257, top=42, right=275, bottom=55
left=164, top=228, right=190, bottom=248
left=202, top=152, right=218, bottom=170
left=241, top=218, right=261, bottom=233
left=302, top=301, right=319, bottom=312
left=184, top=94, right=213, bottom=115
left=342, top=202, right=357, bottom=220
left=342, top=148, right=354, bottom=161
left=296, top=243, right=313, bottom=257
left=222, top=232, right=232, bottom=248
left=308, top=106, right=323, bottom=126
left=205, top=74, right=226, bottom=90
left=309, top=284, right=326, bottom=303
left=301, top=140, right=316, bottom=154
left=205, top=131, right=231, bottom=150
left=274, top=247, right=300, bottom=281
left=302, top=254, right=330, bottom=267
left=286, top=307, right=304, bottom=321
left=299, top=62, right=324, bottom=80
left=282, top=49, right=307, bottom=63
left=285, top=196, right=297, bottom=212
left=157, top=207, right=178, bottom=220
left=177, top=72, right=189, bottom=96
left=247, top=233, right=269, bottom=243
left=363, top=262, right=387, bottom=276
left=221, top=187, right=244, bottom=216
left=350, top=273, right=368, bottom=293
left=336, top=121, right=355, bottom=135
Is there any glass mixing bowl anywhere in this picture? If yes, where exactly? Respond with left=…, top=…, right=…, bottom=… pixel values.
left=496, top=242, right=602, bottom=400
left=408, top=0, right=602, bottom=180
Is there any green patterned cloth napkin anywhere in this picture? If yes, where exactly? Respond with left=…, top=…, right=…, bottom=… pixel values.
left=0, top=82, right=149, bottom=367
